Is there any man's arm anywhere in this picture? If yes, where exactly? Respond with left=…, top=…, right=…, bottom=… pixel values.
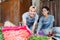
left=32, top=15, right=38, bottom=33
left=22, top=13, right=27, bottom=26
left=32, top=21, right=37, bottom=33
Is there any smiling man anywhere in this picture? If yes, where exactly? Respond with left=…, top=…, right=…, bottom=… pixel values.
left=22, top=6, right=38, bottom=34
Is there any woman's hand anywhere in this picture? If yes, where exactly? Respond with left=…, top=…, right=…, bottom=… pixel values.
left=36, top=32, right=39, bottom=36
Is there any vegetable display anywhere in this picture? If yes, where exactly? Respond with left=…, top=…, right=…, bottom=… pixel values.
left=0, top=27, right=4, bottom=40
left=28, top=35, right=48, bottom=40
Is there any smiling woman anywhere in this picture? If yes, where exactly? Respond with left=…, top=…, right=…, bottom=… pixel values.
left=37, top=6, right=54, bottom=35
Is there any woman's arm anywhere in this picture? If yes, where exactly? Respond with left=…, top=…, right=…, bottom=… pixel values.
left=37, top=17, right=43, bottom=33
left=47, top=15, right=54, bottom=29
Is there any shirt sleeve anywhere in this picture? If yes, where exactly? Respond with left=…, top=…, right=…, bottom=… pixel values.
left=37, top=17, right=43, bottom=32
left=35, top=14, right=39, bottom=22
left=47, top=15, right=54, bottom=29
left=22, top=13, right=27, bottom=21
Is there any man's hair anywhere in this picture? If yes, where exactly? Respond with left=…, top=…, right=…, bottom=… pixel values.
left=29, top=6, right=37, bottom=10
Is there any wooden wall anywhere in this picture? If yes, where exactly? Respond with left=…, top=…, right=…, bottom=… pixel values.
left=1, top=0, right=20, bottom=25
left=1, top=0, right=32, bottom=25
left=20, top=0, right=32, bottom=21
left=40, top=0, right=60, bottom=26
left=0, top=3, right=1, bottom=22
left=58, top=0, right=60, bottom=26
left=1, top=0, right=60, bottom=26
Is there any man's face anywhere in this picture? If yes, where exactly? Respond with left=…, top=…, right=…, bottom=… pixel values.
left=29, top=9, right=36, bottom=18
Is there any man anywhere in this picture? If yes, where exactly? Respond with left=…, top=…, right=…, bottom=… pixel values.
left=22, top=6, right=38, bottom=34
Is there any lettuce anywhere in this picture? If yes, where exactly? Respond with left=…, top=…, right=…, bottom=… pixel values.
left=28, top=35, right=48, bottom=40
left=0, top=27, right=4, bottom=40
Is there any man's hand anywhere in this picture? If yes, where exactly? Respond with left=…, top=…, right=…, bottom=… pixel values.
left=31, top=30, right=34, bottom=34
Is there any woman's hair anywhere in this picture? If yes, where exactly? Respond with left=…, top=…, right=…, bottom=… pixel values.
left=42, top=6, right=50, bottom=11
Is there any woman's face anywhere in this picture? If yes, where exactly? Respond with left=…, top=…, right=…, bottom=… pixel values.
left=42, top=8, right=49, bottom=16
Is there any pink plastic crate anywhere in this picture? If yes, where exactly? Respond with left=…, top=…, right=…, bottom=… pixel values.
left=2, top=26, right=32, bottom=40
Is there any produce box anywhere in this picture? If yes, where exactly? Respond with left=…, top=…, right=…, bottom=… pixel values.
left=28, top=35, right=48, bottom=40
left=28, top=35, right=53, bottom=40
left=2, top=26, right=32, bottom=40
left=0, top=27, right=4, bottom=40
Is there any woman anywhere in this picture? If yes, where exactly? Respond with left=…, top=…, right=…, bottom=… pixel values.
left=37, top=6, right=54, bottom=35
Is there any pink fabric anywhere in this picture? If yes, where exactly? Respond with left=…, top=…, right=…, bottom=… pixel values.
left=2, top=26, right=32, bottom=40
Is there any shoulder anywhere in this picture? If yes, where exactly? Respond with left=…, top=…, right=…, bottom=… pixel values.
left=34, top=14, right=39, bottom=21
left=49, top=15, right=54, bottom=18
left=22, top=12, right=29, bottom=16
left=39, top=16, right=44, bottom=21
left=48, top=15, right=54, bottom=21
left=40, top=16, right=44, bottom=19
left=22, top=12, right=29, bottom=17
left=35, top=14, right=39, bottom=18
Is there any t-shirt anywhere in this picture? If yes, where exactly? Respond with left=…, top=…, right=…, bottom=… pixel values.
left=37, top=15, right=54, bottom=32
left=22, top=12, right=38, bottom=29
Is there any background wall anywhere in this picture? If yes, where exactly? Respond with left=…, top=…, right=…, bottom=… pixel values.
left=32, top=0, right=60, bottom=26
left=1, top=0, right=32, bottom=25
left=32, top=0, right=40, bottom=14
left=0, top=0, right=60, bottom=26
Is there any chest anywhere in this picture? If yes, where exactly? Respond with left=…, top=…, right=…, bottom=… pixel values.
left=42, top=17, right=50, bottom=25
left=26, top=17, right=35, bottom=23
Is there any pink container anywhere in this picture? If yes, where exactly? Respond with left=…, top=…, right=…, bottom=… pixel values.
left=2, top=26, right=32, bottom=40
